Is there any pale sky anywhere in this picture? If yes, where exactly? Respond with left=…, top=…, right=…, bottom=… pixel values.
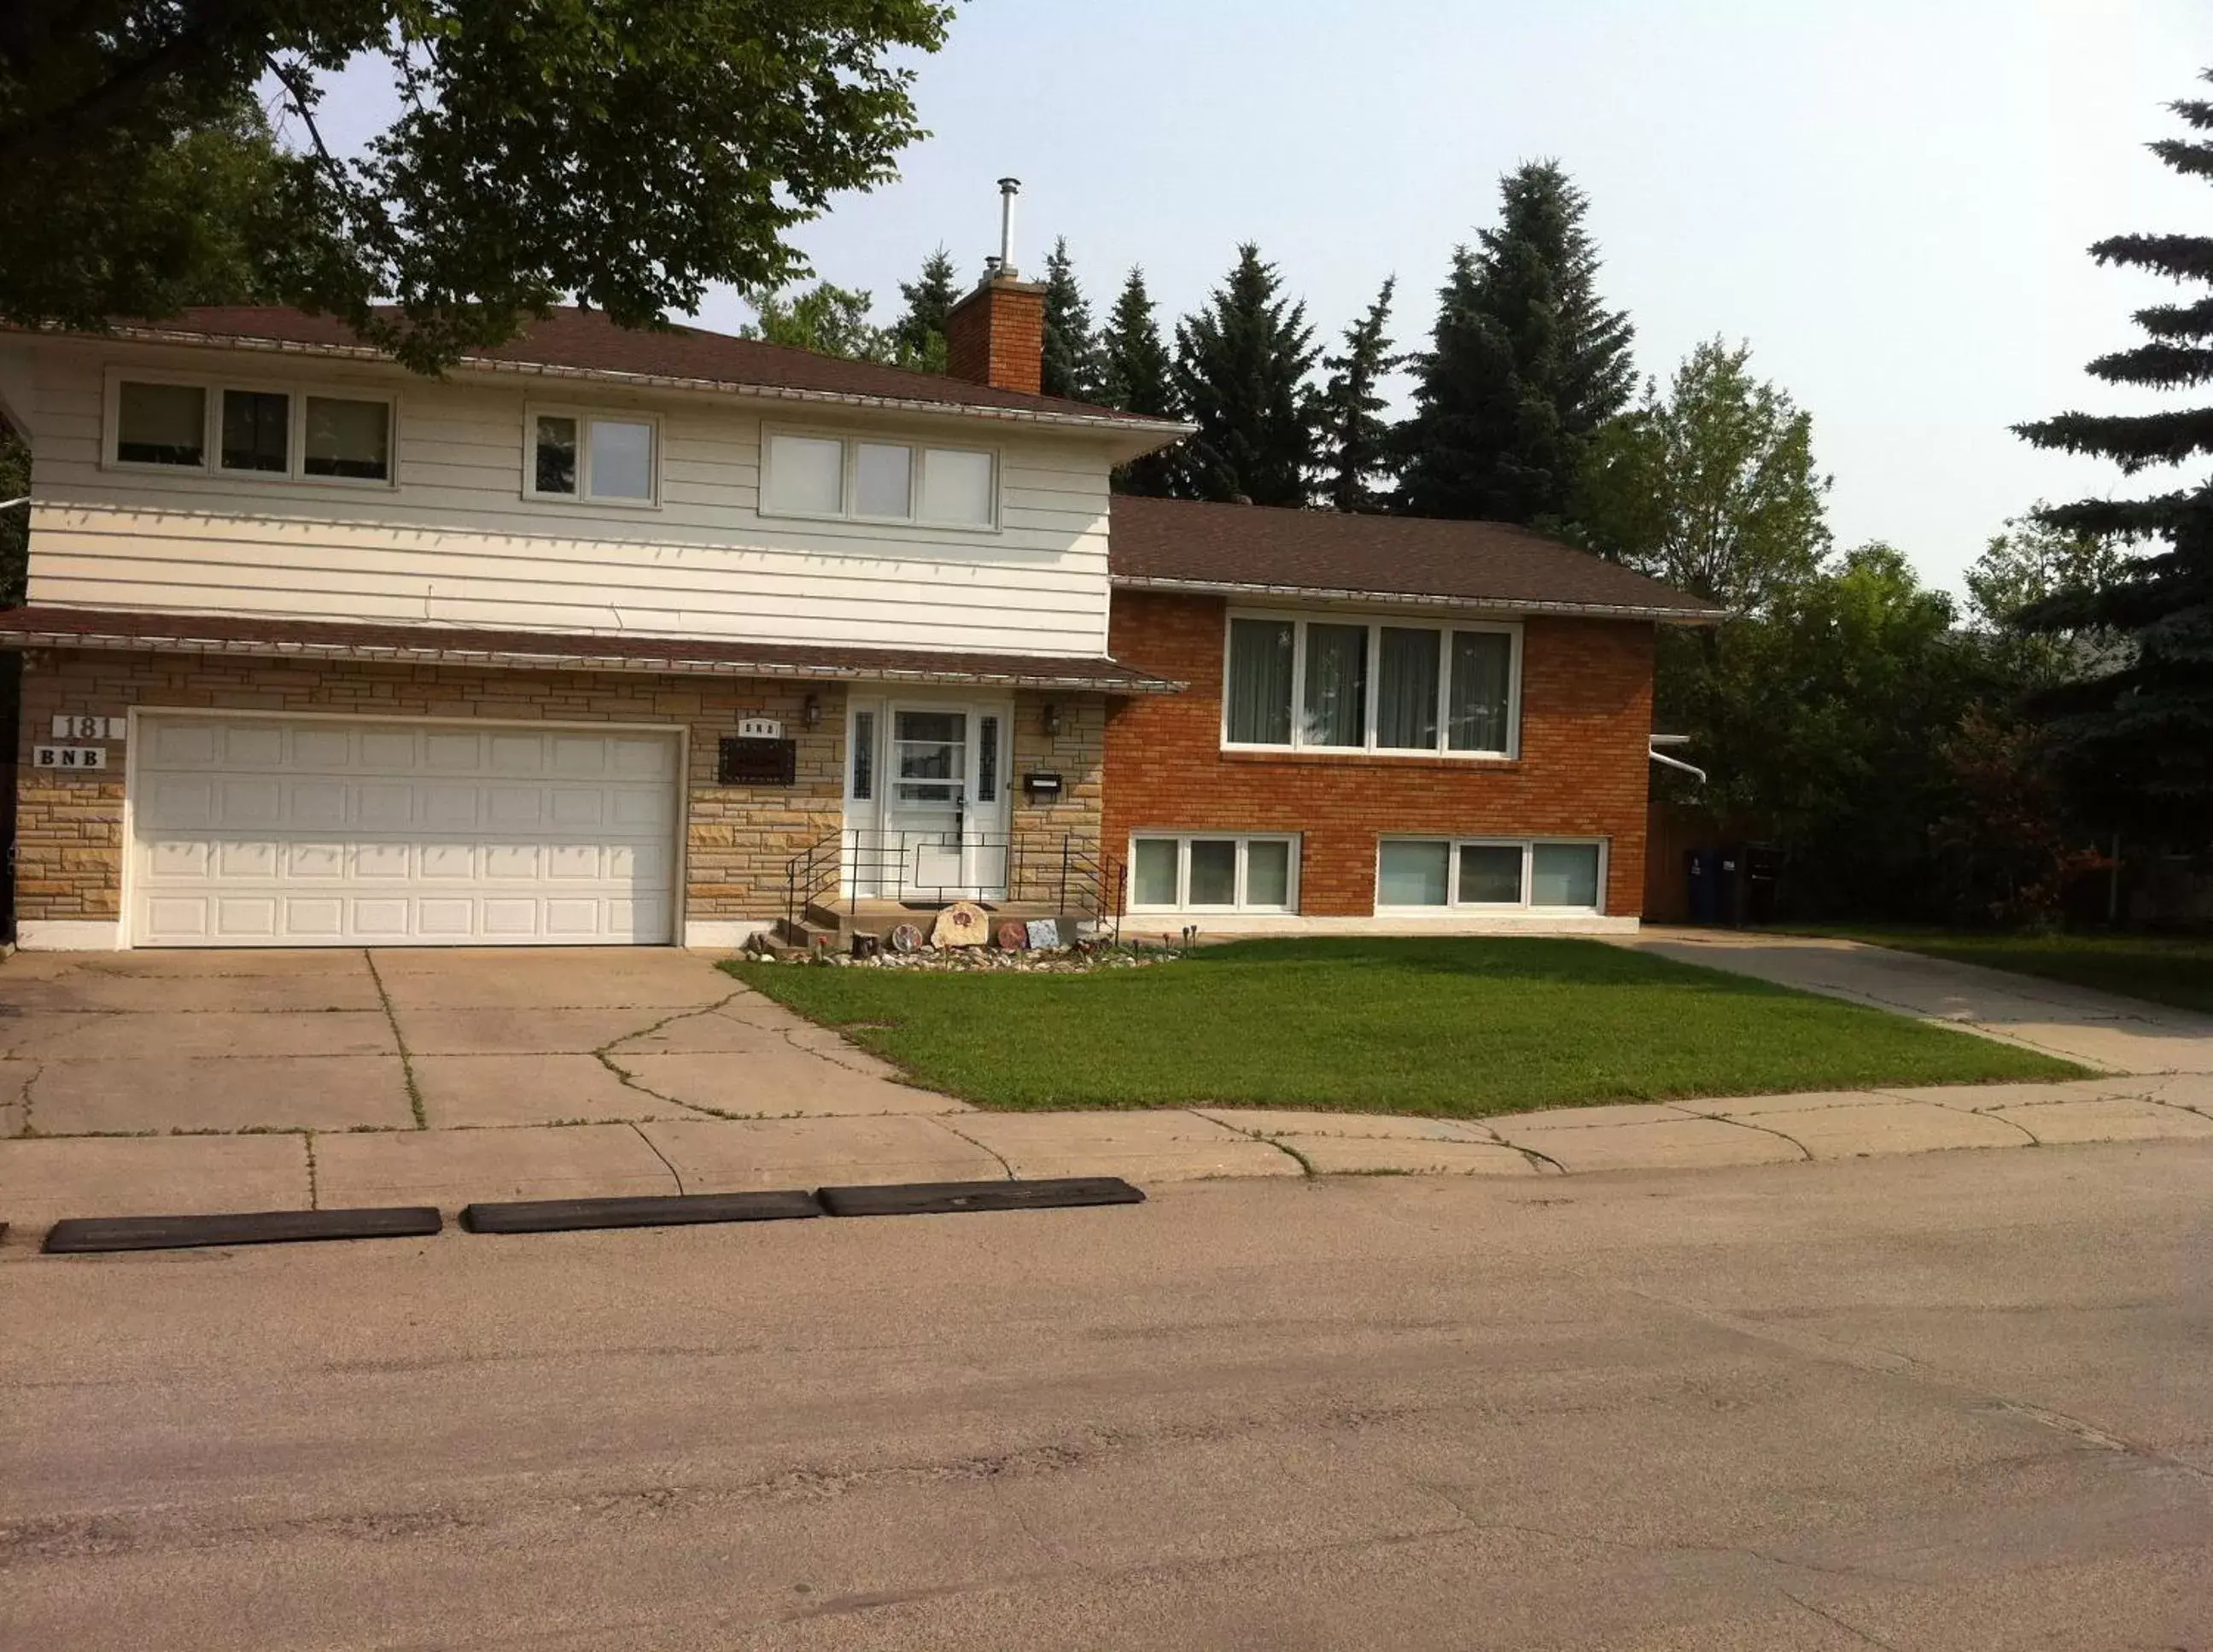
left=312, top=3, right=2210, bottom=595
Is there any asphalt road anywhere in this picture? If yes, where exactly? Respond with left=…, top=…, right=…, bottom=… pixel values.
left=5, top=1146, right=2211, bottom=1650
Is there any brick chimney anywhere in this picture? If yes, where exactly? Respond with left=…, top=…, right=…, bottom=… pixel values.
left=945, top=272, right=1048, bottom=395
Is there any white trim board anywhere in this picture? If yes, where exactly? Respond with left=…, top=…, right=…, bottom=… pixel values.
left=1116, top=913, right=1640, bottom=939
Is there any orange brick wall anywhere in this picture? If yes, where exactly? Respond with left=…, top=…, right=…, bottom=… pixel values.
left=1102, top=593, right=1655, bottom=918
left=945, top=279, right=1046, bottom=396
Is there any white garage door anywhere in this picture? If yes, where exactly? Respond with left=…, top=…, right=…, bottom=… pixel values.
left=130, top=715, right=680, bottom=947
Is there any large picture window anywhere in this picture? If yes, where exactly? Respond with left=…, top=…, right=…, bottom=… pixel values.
left=1375, top=838, right=1605, bottom=913
left=1128, top=834, right=1299, bottom=913
left=1223, top=611, right=1519, bottom=757
left=762, top=429, right=997, bottom=528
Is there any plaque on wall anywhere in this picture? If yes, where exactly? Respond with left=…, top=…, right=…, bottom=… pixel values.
left=717, top=736, right=797, bottom=786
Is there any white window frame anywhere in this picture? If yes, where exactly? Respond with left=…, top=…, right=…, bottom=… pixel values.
left=759, top=423, right=1001, bottom=531
left=1126, top=832, right=1300, bottom=914
left=1374, top=835, right=1608, bottom=914
left=1221, top=607, right=1522, bottom=761
left=523, top=404, right=662, bottom=508
left=102, top=368, right=399, bottom=490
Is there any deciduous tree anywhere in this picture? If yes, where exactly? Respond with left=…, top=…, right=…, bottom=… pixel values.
left=739, top=282, right=894, bottom=363
left=0, top=0, right=951, bottom=371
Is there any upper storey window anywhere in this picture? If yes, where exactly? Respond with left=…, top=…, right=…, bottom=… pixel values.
left=1223, top=610, right=1521, bottom=759
left=110, top=377, right=393, bottom=484
left=762, top=429, right=996, bottom=529
left=527, top=410, right=658, bottom=505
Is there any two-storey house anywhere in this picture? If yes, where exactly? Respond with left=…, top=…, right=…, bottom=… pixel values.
left=0, top=277, right=1716, bottom=951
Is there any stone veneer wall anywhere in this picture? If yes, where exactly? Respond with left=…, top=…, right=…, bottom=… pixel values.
left=1006, top=689, right=1106, bottom=908
left=10, top=648, right=849, bottom=931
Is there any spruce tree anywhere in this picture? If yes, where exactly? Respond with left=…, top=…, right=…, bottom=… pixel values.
left=1398, top=161, right=1634, bottom=525
left=1041, top=237, right=1103, bottom=400
left=1313, top=277, right=1402, bottom=511
left=1099, top=266, right=1183, bottom=496
left=890, top=247, right=958, bottom=371
left=1173, top=243, right=1318, bottom=506
left=2014, top=72, right=2213, bottom=838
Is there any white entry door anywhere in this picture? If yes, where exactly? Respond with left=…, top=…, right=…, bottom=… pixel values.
left=848, top=703, right=1008, bottom=901
left=130, top=715, right=680, bottom=946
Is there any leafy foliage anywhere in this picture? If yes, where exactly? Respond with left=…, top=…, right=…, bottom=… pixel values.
left=0, top=1, right=951, bottom=371
left=1172, top=244, right=1317, bottom=506
left=1040, top=237, right=1102, bottom=401
left=1964, top=511, right=2128, bottom=691
left=0, top=419, right=26, bottom=606
left=1577, top=340, right=1830, bottom=612
left=1312, top=277, right=1402, bottom=512
left=2012, top=71, right=2213, bottom=838
left=1397, top=161, right=1635, bottom=526
left=738, top=282, right=896, bottom=363
left=1099, top=267, right=1183, bottom=497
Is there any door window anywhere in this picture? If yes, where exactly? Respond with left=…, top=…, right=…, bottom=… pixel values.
left=893, top=710, right=966, bottom=804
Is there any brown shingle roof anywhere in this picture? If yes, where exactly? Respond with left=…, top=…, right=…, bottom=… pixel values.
left=1107, top=496, right=1722, bottom=620
left=78, top=306, right=1185, bottom=431
left=0, top=606, right=1183, bottom=694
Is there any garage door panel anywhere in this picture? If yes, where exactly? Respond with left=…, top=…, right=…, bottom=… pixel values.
left=131, top=715, right=679, bottom=947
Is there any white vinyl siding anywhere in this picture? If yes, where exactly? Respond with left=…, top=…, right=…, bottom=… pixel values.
left=1128, top=833, right=1299, bottom=914
left=1223, top=609, right=1521, bottom=758
left=27, top=341, right=1113, bottom=656
left=129, top=713, right=680, bottom=946
left=1375, top=837, right=1607, bottom=914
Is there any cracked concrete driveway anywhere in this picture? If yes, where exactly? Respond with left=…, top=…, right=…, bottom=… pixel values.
left=0, top=948, right=961, bottom=1141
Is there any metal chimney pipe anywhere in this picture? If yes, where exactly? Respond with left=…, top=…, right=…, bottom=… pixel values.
left=996, top=177, right=1021, bottom=277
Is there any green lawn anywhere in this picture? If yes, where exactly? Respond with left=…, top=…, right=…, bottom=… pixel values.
left=1782, top=926, right=2213, bottom=1018
left=725, top=937, right=2082, bottom=1116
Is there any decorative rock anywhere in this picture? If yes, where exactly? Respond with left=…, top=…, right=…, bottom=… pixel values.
left=996, top=919, right=1032, bottom=952
left=931, top=901, right=990, bottom=949
left=1025, top=918, right=1062, bottom=949
left=888, top=923, right=925, bottom=954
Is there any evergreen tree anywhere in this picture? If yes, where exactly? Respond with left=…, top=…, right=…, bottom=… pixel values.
left=1041, top=237, right=1102, bottom=400
left=1398, top=161, right=1635, bottom=525
left=1173, top=243, right=1318, bottom=506
left=1099, top=266, right=1183, bottom=497
left=890, top=246, right=958, bottom=372
left=1313, top=277, right=1402, bottom=511
left=2014, top=71, right=2213, bottom=838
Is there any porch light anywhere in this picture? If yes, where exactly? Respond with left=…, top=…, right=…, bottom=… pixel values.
left=803, top=692, right=822, bottom=731
left=1041, top=702, right=1060, bottom=738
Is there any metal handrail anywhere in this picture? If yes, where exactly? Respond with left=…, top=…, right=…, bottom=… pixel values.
left=782, top=827, right=1123, bottom=933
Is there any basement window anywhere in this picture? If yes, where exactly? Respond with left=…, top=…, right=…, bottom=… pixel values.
left=1128, top=834, right=1298, bottom=913
left=1375, top=838, right=1605, bottom=913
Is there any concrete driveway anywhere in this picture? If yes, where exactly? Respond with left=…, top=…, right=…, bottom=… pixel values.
left=1620, top=927, right=2213, bottom=1075
left=0, top=947, right=952, bottom=1137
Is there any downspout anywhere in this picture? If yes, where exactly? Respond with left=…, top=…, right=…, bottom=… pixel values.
left=1649, top=747, right=1707, bottom=784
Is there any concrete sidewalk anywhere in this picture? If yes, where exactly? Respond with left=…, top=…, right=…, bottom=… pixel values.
left=1616, top=927, right=2213, bottom=1073
left=4, top=1071, right=2208, bottom=1230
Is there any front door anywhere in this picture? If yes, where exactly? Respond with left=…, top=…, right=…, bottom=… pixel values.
left=847, top=703, right=1010, bottom=902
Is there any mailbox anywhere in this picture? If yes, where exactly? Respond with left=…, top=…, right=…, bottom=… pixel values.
left=1023, top=770, right=1065, bottom=803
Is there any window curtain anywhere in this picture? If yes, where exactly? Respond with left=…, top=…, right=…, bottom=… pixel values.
left=1302, top=623, right=1369, bottom=746
left=1448, top=632, right=1512, bottom=752
left=1227, top=619, right=1294, bottom=744
left=1377, top=628, right=1440, bottom=749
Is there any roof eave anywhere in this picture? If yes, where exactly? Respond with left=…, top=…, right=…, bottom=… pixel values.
left=0, top=620, right=1187, bottom=695
left=53, top=324, right=1196, bottom=441
left=1108, top=574, right=1725, bottom=624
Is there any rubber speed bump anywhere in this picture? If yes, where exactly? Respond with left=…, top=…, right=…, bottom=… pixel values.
left=44, top=1206, right=441, bottom=1254
left=461, top=1189, right=822, bottom=1235
left=815, top=1176, right=1145, bottom=1217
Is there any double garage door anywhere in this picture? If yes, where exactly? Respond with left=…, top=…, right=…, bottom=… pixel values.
left=130, top=715, right=680, bottom=946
